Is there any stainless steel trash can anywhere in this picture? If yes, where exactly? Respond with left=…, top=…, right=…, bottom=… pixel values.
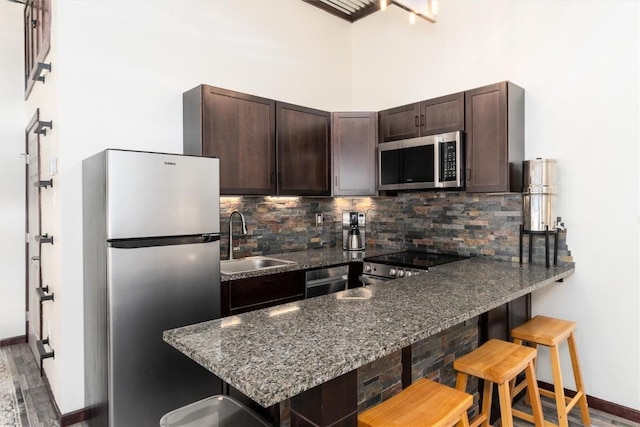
left=160, top=395, right=270, bottom=427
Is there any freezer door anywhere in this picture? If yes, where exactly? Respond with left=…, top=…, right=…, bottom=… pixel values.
left=107, top=240, right=221, bottom=427
left=106, top=150, right=219, bottom=239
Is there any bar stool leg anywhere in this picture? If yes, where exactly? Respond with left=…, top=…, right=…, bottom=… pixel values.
left=568, top=333, right=591, bottom=426
left=512, top=359, right=545, bottom=427
left=456, top=372, right=491, bottom=427
left=456, top=371, right=468, bottom=392
left=524, top=360, right=545, bottom=427
left=498, top=382, right=515, bottom=427
left=550, top=344, right=569, bottom=427
left=480, top=380, right=492, bottom=427
left=511, top=339, right=539, bottom=406
left=458, top=411, right=471, bottom=427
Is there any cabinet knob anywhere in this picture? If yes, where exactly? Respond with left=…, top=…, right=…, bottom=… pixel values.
left=414, top=115, right=419, bottom=127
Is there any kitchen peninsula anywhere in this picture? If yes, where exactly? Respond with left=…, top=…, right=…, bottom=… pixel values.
left=164, top=252, right=574, bottom=427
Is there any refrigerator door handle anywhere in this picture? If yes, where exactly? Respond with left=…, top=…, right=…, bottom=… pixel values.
left=108, top=234, right=220, bottom=249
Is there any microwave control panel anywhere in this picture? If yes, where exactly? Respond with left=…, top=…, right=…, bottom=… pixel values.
left=441, top=141, right=458, bottom=181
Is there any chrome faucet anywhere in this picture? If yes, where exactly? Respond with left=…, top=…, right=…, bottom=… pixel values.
left=228, top=210, right=247, bottom=260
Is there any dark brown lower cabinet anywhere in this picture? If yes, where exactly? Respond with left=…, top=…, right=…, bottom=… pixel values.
left=221, top=270, right=305, bottom=317
left=290, top=371, right=358, bottom=427
left=479, top=294, right=531, bottom=344
left=347, top=262, right=363, bottom=288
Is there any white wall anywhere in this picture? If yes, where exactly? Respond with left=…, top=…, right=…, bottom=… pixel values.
left=352, top=1, right=640, bottom=408
left=48, top=0, right=352, bottom=413
left=0, top=1, right=27, bottom=340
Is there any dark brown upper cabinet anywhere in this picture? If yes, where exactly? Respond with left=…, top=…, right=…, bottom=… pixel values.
left=24, top=0, right=51, bottom=99
left=183, top=85, right=331, bottom=196
left=331, top=112, right=377, bottom=196
left=183, top=85, right=276, bottom=195
left=464, top=82, right=524, bottom=193
left=276, top=102, right=331, bottom=196
left=378, top=92, right=464, bottom=142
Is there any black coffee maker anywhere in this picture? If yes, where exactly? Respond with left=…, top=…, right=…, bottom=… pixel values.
left=342, top=211, right=365, bottom=251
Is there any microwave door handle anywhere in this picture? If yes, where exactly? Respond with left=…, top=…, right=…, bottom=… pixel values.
left=435, top=139, right=443, bottom=187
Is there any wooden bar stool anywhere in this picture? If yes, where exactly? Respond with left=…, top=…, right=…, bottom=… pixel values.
left=358, top=378, right=473, bottom=427
left=511, top=315, right=591, bottom=427
left=454, top=339, right=544, bottom=427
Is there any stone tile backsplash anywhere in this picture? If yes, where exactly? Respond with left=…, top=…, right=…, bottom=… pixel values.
left=220, top=192, right=572, bottom=264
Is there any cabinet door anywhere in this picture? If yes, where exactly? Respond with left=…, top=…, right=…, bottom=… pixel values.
left=465, top=82, right=524, bottom=193
left=277, top=102, right=331, bottom=196
left=420, top=92, right=464, bottom=136
left=465, top=83, right=509, bottom=193
left=184, top=85, right=276, bottom=195
left=378, top=103, right=420, bottom=142
left=332, top=112, right=377, bottom=196
left=222, top=271, right=305, bottom=316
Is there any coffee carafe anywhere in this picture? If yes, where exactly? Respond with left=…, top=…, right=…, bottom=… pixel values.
left=342, top=211, right=365, bottom=251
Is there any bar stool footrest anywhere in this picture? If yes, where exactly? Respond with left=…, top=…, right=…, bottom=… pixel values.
left=566, top=391, right=585, bottom=413
left=469, top=413, right=488, bottom=427
left=513, top=408, right=557, bottom=427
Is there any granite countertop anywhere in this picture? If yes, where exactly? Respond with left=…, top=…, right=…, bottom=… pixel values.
left=220, top=247, right=390, bottom=281
left=165, top=256, right=574, bottom=408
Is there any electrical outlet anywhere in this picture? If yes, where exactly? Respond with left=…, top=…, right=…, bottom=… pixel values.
left=315, top=213, right=323, bottom=226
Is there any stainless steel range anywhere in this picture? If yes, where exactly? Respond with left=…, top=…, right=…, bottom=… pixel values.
left=361, top=251, right=468, bottom=285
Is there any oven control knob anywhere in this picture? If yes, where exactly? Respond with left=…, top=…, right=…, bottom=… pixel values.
left=413, top=271, right=420, bottom=276
left=389, top=268, right=397, bottom=277
left=405, top=271, right=413, bottom=277
left=364, top=264, right=372, bottom=273
left=397, top=269, right=405, bottom=277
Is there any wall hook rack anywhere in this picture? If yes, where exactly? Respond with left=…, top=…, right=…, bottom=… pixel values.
left=34, top=119, right=53, bottom=135
left=36, top=337, right=55, bottom=376
left=33, top=62, right=52, bottom=83
left=35, top=179, right=53, bottom=188
left=35, top=234, right=54, bottom=244
left=36, top=286, right=54, bottom=302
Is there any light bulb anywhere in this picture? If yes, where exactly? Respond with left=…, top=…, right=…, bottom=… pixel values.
left=409, top=11, right=416, bottom=24
left=380, top=0, right=387, bottom=11
left=431, top=0, right=439, bottom=16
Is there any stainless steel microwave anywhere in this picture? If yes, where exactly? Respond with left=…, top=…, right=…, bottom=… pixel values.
left=378, top=131, right=464, bottom=191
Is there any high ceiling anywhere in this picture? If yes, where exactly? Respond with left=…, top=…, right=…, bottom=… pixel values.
left=302, top=0, right=437, bottom=23
left=302, top=0, right=380, bottom=23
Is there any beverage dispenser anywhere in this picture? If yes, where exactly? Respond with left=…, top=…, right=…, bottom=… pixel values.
left=523, top=158, right=557, bottom=231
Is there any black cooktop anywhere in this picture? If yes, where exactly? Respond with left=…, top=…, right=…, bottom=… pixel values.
left=364, top=251, right=469, bottom=269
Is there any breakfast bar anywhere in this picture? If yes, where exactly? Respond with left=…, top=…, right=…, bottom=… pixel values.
left=163, top=257, right=574, bottom=426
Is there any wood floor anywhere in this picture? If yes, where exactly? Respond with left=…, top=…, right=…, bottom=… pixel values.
left=3, top=344, right=88, bottom=427
left=509, top=398, right=640, bottom=427
left=3, top=342, right=639, bottom=427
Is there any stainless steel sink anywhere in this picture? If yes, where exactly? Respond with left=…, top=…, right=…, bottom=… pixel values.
left=220, top=256, right=297, bottom=275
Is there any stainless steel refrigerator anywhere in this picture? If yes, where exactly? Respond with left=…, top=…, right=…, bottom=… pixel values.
left=83, top=149, right=221, bottom=427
